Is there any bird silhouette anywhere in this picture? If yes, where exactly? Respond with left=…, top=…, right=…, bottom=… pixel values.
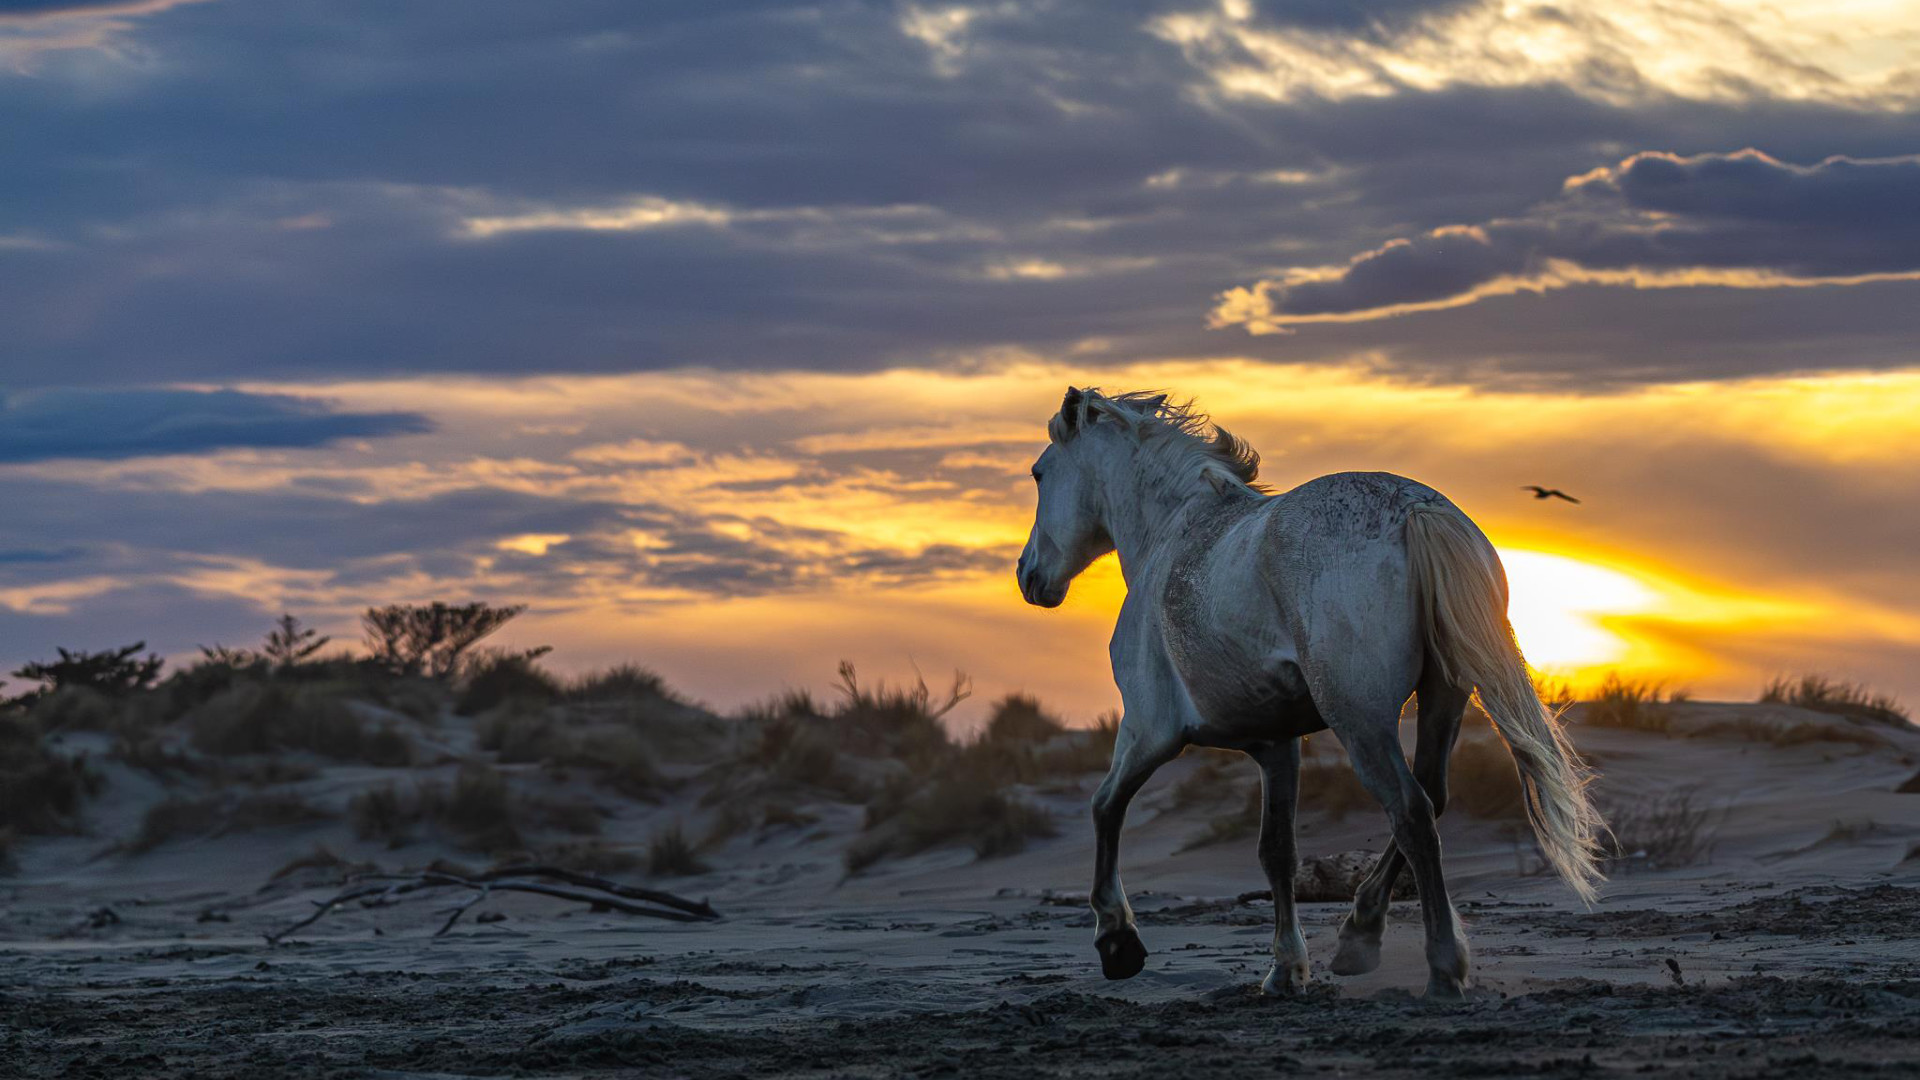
left=1522, top=486, right=1581, bottom=504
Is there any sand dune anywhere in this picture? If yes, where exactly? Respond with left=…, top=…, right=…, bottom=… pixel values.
left=3, top=693, right=1918, bottom=1076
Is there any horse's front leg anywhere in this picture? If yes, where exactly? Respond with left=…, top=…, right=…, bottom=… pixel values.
left=1253, top=739, right=1308, bottom=995
left=1089, top=718, right=1181, bottom=980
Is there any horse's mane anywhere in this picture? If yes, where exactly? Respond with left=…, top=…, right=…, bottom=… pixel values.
left=1050, top=388, right=1265, bottom=492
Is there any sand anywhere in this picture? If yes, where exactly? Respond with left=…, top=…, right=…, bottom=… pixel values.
left=4, top=701, right=1919, bottom=1077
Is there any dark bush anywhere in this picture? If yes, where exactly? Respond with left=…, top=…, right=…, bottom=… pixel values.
left=983, top=694, right=1064, bottom=744
left=569, top=664, right=673, bottom=703
left=9, top=643, right=163, bottom=706
left=648, top=821, right=709, bottom=877
left=0, top=714, right=103, bottom=836
left=845, top=775, right=1054, bottom=873
left=457, top=653, right=562, bottom=716
left=130, top=792, right=330, bottom=853
left=362, top=602, right=534, bottom=678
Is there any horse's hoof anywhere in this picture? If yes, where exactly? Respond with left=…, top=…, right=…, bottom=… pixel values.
left=1424, top=974, right=1468, bottom=1001
left=1329, top=934, right=1382, bottom=976
left=1260, top=963, right=1309, bottom=996
left=1095, top=927, right=1148, bottom=980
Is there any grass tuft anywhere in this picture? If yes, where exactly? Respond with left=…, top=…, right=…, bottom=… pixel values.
left=1761, top=674, right=1909, bottom=727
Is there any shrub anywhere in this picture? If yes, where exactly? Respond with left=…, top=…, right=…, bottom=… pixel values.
left=362, top=601, right=536, bottom=678
left=570, top=664, right=673, bottom=703
left=350, top=783, right=416, bottom=845
left=130, top=792, right=330, bottom=854
left=457, top=653, right=562, bottom=716
left=1603, top=789, right=1714, bottom=870
left=648, top=821, right=709, bottom=877
left=0, top=714, right=103, bottom=836
left=844, top=776, right=1054, bottom=873
left=831, top=662, right=964, bottom=769
left=564, top=731, right=668, bottom=801
left=187, top=682, right=413, bottom=765
left=1761, top=674, right=1909, bottom=727
left=983, top=694, right=1065, bottom=744
left=9, top=643, right=163, bottom=706
left=477, top=708, right=573, bottom=764
left=1033, top=712, right=1119, bottom=776
left=442, top=764, right=522, bottom=853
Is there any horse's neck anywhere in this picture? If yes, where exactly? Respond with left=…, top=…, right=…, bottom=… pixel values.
left=1095, top=444, right=1217, bottom=579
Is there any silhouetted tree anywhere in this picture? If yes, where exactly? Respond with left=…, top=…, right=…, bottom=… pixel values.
left=362, top=602, right=530, bottom=678
left=263, top=614, right=330, bottom=670
left=10, top=643, right=164, bottom=704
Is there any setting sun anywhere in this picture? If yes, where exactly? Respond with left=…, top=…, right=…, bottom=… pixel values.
left=1496, top=549, right=1663, bottom=676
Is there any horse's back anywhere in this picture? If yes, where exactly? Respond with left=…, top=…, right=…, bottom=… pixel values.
left=1262, top=471, right=1455, bottom=709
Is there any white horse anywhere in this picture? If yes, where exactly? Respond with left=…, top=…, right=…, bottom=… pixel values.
left=1016, top=387, right=1602, bottom=999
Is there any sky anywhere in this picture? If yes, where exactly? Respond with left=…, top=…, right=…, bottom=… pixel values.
left=4, top=0, right=1920, bottom=723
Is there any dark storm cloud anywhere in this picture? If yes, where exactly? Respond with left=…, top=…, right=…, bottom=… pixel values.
left=0, top=387, right=431, bottom=462
left=1218, top=150, right=1920, bottom=329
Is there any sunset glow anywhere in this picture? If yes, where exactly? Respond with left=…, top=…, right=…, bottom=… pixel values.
left=6, top=0, right=1919, bottom=727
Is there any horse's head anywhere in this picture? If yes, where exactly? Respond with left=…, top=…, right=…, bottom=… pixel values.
left=1017, top=386, right=1118, bottom=608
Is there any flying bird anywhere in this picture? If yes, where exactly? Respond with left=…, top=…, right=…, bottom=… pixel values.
left=1522, top=486, right=1581, bottom=504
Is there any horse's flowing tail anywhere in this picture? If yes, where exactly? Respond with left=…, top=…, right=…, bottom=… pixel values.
left=1406, top=505, right=1605, bottom=904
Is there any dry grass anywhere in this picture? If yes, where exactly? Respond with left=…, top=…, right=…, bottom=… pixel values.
left=647, top=821, right=709, bottom=877
left=1603, top=789, right=1716, bottom=871
left=1298, top=759, right=1374, bottom=820
left=1761, top=674, right=1909, bottom=727
left=186, top=681, right=414, bottom=765
left=1580, top=673, right=1676, bottom=733
left=845, top=775, right=1055, bottom=874
left=1447, top=737, right=1526, bottom=821
left=131, top=792, right=331, bottom=854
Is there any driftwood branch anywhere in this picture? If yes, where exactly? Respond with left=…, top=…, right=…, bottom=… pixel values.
left=266, top=868, right=719, bottom=945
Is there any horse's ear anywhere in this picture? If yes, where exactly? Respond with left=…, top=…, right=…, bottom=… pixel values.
left=1060, top=386, right=1085, bottom=434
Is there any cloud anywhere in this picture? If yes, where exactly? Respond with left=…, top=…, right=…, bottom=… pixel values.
left=1212, top=149, right=1920, bottom=333
left=0, top=387, right=431, bottom=462
left=1156, top=0, right=1920, bottom=110
left=5, top=2, right=1920, bottom=390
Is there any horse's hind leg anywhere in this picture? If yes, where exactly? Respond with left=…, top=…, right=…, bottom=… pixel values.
left=1252, top=738, right=1309, bottom=995
left=1089, top=718, right=1182, bottom=980
left=1332, top=679, right=1468, bottom=976
left=1336, top=711, right=1471, bottom=999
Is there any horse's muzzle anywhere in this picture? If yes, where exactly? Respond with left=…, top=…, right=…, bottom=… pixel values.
left=1016, top=554, right=1066, bottom=608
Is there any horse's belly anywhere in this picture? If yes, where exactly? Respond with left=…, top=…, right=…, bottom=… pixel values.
left=1178, top=654, right=1328, bottom=749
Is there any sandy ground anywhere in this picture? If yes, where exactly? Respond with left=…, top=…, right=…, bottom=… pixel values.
left=4, top=703, right=1920, bottom=1078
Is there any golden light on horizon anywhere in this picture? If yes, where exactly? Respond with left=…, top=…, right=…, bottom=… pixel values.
left=1498, top=548, right=1663, bottom=676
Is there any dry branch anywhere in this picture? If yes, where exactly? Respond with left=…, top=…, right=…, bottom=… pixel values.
left=266, top=867, right=719, bottom=944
